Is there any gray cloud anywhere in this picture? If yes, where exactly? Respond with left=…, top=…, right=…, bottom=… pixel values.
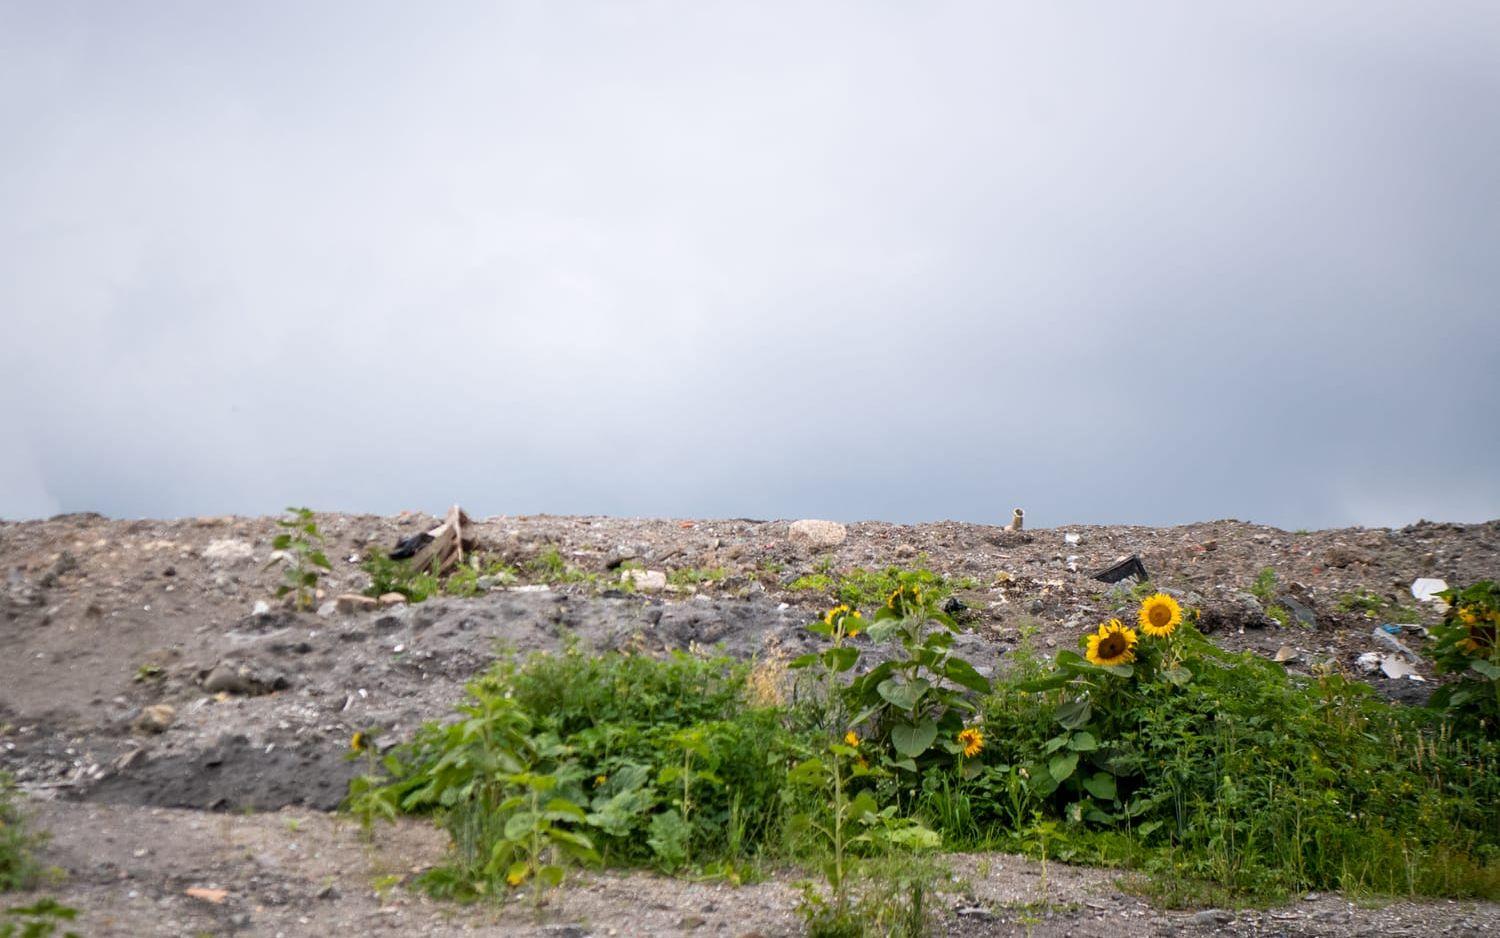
left=3, top=1, right=1498, bottom=528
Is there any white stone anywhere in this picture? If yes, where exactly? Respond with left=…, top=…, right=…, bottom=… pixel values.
left=788, top=519, right=847, bottom=548
left=623, top=569, right=667, bottom=592
left=204, top=539, right=255, bottom=566
left=252, top=600, right=271, bottom=616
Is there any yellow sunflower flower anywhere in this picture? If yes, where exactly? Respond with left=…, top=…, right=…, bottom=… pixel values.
left=1458, top=606, right=1479, bottom=625
left=824, top=604, right=851, bottom=626
left=957, top=727, right=984, bottom=758
left=1086, top=619, right=1138, bottom=667
left=350, top=731, right=368, bottom=753
left=844, top=730, right=860, bottom=748
left=1138, top=593, right=1182, bottom=638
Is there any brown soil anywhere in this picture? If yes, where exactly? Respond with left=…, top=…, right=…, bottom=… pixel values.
left=2, top=511, right=1497, bottom=936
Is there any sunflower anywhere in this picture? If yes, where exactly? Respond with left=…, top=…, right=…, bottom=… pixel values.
left=844, top=730, right=860, bottom=748
left=957, top=727, right=984, bottom=758
left=1458, top=606, right=1480, bottom=625
left=1138, top=593, right=1182, bottom=638
left=1086, top=619, right=1138, bottom=667
left=824, top=604, right=852, bottom=626
left=350, top=731, right=369, bottom=753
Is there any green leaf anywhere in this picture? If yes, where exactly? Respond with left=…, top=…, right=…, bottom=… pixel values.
left=1081, top=772, right=1116, bottom=800
left=823, top=646, right=859, bottom=673
left=272, top=534, right=292, bottom=550
left=1101, top=663, right=1134, bottom=678
left=1068, top=731, right=1099, bottom=752
left=788, top=653, right=820, bottom=670
left=1015, top=673, right=1072, bottom=693
left=544, top=798, right=587, bottom=821
left=503, top=812, right=537, bottom=841
left=1054, top=698, right=1092, bottom=730
left=1136, top=819, right=1163, bottom=838
left=538, top=864, right=565, bottom=887
left=1048, top=751, right=1079, bottom=783
left=1162, top=666, right=1192, bottom=686
left=890, top=719, right=938, bottom=758
left=1471, top=659, right=1500, bottom=679
left=788, top=757, right=825, bottom=785
left=944, top=657, right=992, bottom=693
left=308, top=551, right=332, bottom=570
left=1043, top=735, right=1069, bottom=754
left=877, top=677, right=929, bottom=712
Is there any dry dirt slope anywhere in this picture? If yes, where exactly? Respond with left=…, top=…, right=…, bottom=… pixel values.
left=1, top=511, right=1497, bottom=936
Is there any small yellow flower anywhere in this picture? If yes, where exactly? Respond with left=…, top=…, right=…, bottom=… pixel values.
left=824, top=604, right=851, bottom=626
left=957, top=727, right=984, bottom=758
left=594, top=774, right=608, bottom=787
left=1086, top=619, right=1138, bottom=667
left=886, top=588, right=901, bottom=609
left=1458, top=606, right=1479, bottom=625
left=1138, top=593, right=1182, bottom=638
left=350, top=731, right=368, bottom=753
left=506, top=868, right=527, bottom=887
left=844, top=730, right=859, bottom=748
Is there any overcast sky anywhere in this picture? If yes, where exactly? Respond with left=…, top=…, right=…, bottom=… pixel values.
left=2, top=2, right=1498, bottom=529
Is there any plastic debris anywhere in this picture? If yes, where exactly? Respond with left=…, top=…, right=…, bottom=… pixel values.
left=1355, top=651, right=1382, bottom=673
left=1064, top=532, right=1081, bottom=545
left=1411, top=577, right=1448, bottom=603
left=1273, top=645, right=1299, bottom=663
left=1091, top=554, right=1148, bottom=584
left=1371, top=626, right=1422, bottom=663
left=1380, top=657, right=1423, bottom=681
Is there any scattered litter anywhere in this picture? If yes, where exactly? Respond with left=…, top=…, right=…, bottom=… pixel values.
left=1064, top=532, right=1081, bottom=545
left=1411, top=578, right=1448, bottom=605
left=1004, top=508, right=1024, bottom=532
left=1091, top=554, right=1149, bottom=584
left=251, top=600, right=270, bottom=616
left=1380, top=657, right=1423, bottom=681
left=1355, top=651, right=1382, bottom=673
left=387, top=505, right=478, bottom=576
left=1273, top=646, right=1299, bottom=663
left=1371, top=626, right=1423, bottom=663
left=185, top=887, right=228, bottom=904
left=1065, top=555, right=1080, bottom=572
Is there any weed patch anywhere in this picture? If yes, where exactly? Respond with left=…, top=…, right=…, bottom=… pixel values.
left=347, top=572, right=1500, bottom=929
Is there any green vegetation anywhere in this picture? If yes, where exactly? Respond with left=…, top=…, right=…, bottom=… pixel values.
left=1429, top=581, right=1500, bottom=732
left=1250, top=567, right=1278, bottom=604
left=0, top=899, right=79, bottom=938
left=0, top=774, right=45, bottom=893
left=347, top=572, right=1500, bottom=932
left=787, top=564, right=968, bottom=610
left=668, top=566, right=730, bottom=589
left=269, top=506, right=331, bottom=610
left=1337, top=589, right=1423, bottom=625
left=361, top=547, right=579, bottom=603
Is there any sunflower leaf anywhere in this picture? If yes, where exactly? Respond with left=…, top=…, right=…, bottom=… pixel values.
left=1054, top=698, right=1092, bottom=730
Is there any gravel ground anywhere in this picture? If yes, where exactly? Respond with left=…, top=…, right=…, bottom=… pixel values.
left=2, top=510, right=1496, bottom=936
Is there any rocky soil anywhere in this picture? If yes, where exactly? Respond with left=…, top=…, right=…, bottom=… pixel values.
left=2, top=510, right=1497, bottom=936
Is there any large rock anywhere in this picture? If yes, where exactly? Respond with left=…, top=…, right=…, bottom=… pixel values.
left=788, top=519, right=847, bottom=548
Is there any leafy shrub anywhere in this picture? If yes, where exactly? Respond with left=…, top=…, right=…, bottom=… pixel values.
left=347, top=570, right=1500, bottom=924
left=269, top=507, right=331, bottom=609
left=975, top=594, right=1500, bottom=900
left=1429, top=581, right=1500, bottom=732
left=0, top=773, right=46, bottom=894
left=350, top=649, right=796, bottom=895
